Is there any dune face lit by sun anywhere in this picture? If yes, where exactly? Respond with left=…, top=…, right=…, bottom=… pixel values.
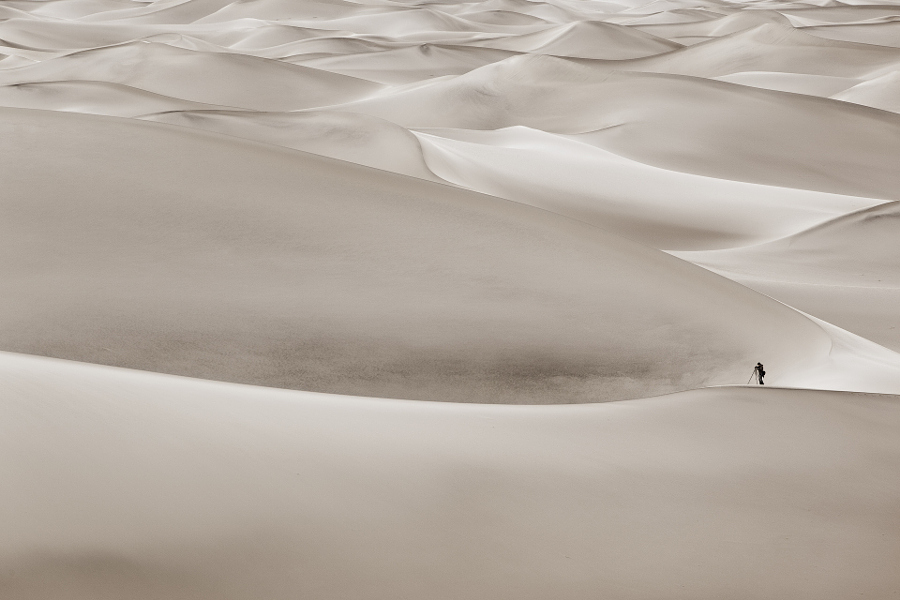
left=0, top=0, right=899, bottom=598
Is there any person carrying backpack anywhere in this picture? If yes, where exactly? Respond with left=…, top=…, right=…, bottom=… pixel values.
left=754, top=362, right=765, bottom=385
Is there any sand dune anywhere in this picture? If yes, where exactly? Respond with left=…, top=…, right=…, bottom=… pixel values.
left=680, top=201, right=900, bottom=286
left=465, top=0, right=591, bottom=23
left=632, top=22, right=900, bottom=78
left=277, top=8, right=537, bottom=38
left=341, top=61, right=900, bottom=199
left=833, top=69, right=900, bottom=112
left=0, top=17, right=162, bottom=51
left=144, top=109, right=442, bottom=181
left=805, top=21, right=900, bottom=47
left=414, top=126, right=882, bottom=249
left=2, top=0, right=900, bottom=596
left=194, top=0, right=391, bottom=25
left=0, top=80, right=236, bottom=116
left=298, top=43, right=518, bottom=84
left=1, top=351, right=898, bottom=600
left=676, top=201, right=900, bottom=351
left=78, top=0, right=243, bottom=25
left=471, top=20, right=681, bottom=59
left=0, top=41, right=381, bottom=110
left=214, top=24, right=342, bottom=51
left=636, top=9, right=795, bottom=43
left=8, top=107, right=896, bottom=402
left=232, top=33, right=394, bottom=60
left=714, top=71, right=859, bottom=96
left=451, top=8, right=552, bottom=27
left=782, top=5, right=900, bottom=26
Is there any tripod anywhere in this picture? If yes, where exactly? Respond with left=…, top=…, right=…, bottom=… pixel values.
left=747, top=369, right=759, bottom=384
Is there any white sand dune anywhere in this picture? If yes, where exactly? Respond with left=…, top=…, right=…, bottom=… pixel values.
left=833, top=69, right=900, bottom=112
left=0, top=80, right=237, bottom=116
left=232, top=33, right=394, bottom=60
left=268, top=8, right=540, bottom=38
left=8, top=107, right=898, bottom=402
left=464, top=0, right=592, bottom=23
left=0, top=5, right=35, bottom=21
left=683, top=201, right=900, bottom=286
left=414, top=126, right=883, bottom=249
left=450, top=8, right=552, bottom=27
left=1, top=351, right=898, bottom=600
left=340, top=60, right=900, bottom=199
left=782, top=5, right=900, bottom=27
left=214, top=24, right=346, bottom=51
left=470, top=20, right=681, bottom=59
left=676, top=201, right=900, bottom=351
left=713, top=71, right=858, bottom=96
left=0, top=17, right=163, bottom=51
left=144, top=109, right=442, bottom=181
left=194, top=0, right=395, bottom=25
left=3, top=0, right=900, bottom=596
left=632, top=22, right=900, bottom=78
left=0, top=40, right=381, bottom=110
left=78, top=0, right=245, bottom=25
left=635, top=9, right=795, bottom=43
left=805, top=21, right=900, bottom=47
left=298, top=43, right=518, bottom=84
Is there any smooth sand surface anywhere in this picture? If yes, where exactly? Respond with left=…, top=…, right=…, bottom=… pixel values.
left=13, top=107, right=895, bottom=403
left=2, top=0, right=899, bottom=596
left=2, top=352, right=899, bottom=600
left=676, top=201, right=900, bottom=353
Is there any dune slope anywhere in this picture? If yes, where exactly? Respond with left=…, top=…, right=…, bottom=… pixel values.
left=1, top=352, right=898, bottom=600
left=341, top=60, right=900, bottom=200
left=676, top=201, right=900, bottom=352
left=7, top=107, right=891, bottom=402
left=0, top=41, right=382, bottom=110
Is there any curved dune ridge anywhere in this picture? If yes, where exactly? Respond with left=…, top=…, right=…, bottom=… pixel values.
left=1, top=351, right=899, bottom=600
left=833, top=69, right=900, bottom=113
left=470, top=19, right=682, bottom=58
left=1, top=0, right=900, bottom=597
left=340, top=59, right=900, bottom=200
left=675, top=201, right=900, bottom=354
left=296, top=43, right=519, bottom=84
left=0, top=40, right=382, bottom=110
left=144, top=109, right=443, bottom=181
left=412, top=125, right=883, bottom=249
left=682, top=201, right=900, bottom=286
left=6, top=107, right=882, bottom=403
left=0, top=79, right=235, bottom=116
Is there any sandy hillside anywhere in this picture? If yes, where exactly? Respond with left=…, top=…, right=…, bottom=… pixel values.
left=2, top=352, right=899, bottom=600
left=1, top=0, right=899, bottom=597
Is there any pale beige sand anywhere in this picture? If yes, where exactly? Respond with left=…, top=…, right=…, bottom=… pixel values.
left=0, top=41, right=382, bottom=110
left=0, top=80, right=236, bottom=116
left=339, top=60, right=900, bottom=200
left=1, top=352, right=898, bottom=600
left=675, top=201, right=900, bottom=353
left=296, top=44, right=519, bottom=84
left=833, top=70, right=900, bottom=113
left=12, top=107, right=894, bottom=403
left=2, top=0, right=900, bottom=596
left=144, top=109, right=443, bottom=181
left=412, top=125, right=883, bottom=249
left=469, top=20, right=682, bottom=58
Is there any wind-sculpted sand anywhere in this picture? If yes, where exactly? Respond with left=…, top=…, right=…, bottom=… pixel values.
left=1, top=0, right=898, bottom=597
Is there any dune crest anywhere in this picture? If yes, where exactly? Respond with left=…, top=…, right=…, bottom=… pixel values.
left=1, top=351, right=899, bottom=599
